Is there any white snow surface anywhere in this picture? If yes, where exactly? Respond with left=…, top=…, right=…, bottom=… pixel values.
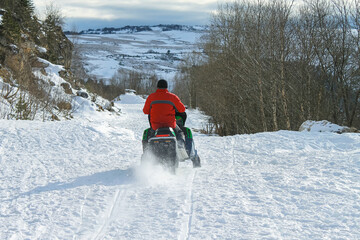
left=1, top=93, right=360, bottom=239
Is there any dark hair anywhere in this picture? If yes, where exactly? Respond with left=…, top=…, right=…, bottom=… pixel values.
left=157, top=79, right=168, bottom=89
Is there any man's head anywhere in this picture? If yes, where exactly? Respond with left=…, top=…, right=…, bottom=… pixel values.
left=157, top=79, right=168, bottom=89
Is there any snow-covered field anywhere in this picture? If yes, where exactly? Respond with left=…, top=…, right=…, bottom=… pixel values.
left=68, top=28, right=204, bottom=86
left=1, top=93, right=360, bottom=239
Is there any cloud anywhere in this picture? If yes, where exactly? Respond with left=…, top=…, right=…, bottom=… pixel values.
left=65, top=8, right=210, bottom=31
left=33, top=0, right=302, bottom=31
left=33, top=0, right=220, bottom=20
left=33, top=0, right=225, bottom=30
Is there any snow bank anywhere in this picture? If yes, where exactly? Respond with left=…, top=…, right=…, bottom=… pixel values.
left=299, top=120, right=354, bottom=133
left=72, top=96, right=98, bottom=115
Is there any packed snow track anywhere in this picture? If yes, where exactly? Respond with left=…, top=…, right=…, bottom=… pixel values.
left=1, top=93, right=360, bottom=239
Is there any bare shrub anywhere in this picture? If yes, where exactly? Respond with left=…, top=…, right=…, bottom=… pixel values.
left=57, top=101, right=72, bottom=111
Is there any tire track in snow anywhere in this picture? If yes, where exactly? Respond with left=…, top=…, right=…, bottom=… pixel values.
left=178, top=169, right=197, bottom=240
left=93, top=188, right=128, bottom=240
left=75, top=188, right=90, bottom=237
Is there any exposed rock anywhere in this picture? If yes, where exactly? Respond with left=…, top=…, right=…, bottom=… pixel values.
left=77, top=91, right=88, bottom=99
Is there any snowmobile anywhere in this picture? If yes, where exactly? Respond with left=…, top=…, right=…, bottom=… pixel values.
left=141, top=115, right=201, bottom=173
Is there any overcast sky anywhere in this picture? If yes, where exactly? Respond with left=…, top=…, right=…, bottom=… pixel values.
left=32, top=0, right=227, bottom=31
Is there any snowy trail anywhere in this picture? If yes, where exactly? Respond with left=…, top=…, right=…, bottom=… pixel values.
left=1, top=93, right=360, bottom=239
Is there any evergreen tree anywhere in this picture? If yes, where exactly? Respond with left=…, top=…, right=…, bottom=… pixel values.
left=0, top=0, right=15, bottom=11
left=0, top=0, right=38, bottom=41
left=19, top=0, right=35, bottom=15
left=17, top=0, right=35, bottom=33
left=1, top=10, right=21, bottom=41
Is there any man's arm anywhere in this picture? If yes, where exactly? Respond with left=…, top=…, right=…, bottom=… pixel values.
left=173, top=95, right=186, bottom=113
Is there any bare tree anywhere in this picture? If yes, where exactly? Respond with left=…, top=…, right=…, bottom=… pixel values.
left=174, top=0, right=360, bottom=135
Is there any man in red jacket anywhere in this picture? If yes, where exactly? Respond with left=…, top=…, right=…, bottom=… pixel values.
left=143, top=79, right=186, bottom=147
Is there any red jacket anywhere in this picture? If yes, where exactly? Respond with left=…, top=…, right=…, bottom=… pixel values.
left=143, top=89, right=186, bottom=130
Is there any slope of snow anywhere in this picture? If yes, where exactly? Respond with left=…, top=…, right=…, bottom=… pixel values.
left=1, top=93, right=360, bottom=239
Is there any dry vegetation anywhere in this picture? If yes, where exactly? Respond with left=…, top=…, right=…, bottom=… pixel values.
left=174, top=0, right=360, bottom=135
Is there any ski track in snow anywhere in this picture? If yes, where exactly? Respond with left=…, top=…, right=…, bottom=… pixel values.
left=93, top=188, right=128, bottom=240
left=1, top=94, right=360, bottom=239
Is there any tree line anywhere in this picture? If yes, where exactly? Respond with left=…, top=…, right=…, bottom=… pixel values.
left=174, top=0, right=360, bottom=135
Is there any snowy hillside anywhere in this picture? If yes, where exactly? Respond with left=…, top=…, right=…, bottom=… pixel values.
left=1, top=92, right=360, bottom=239
left=0, top=56, right=112, bottom=121
left=67, top=25, right=205, bottom=87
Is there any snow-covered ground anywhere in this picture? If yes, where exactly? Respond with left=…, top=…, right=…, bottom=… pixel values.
left=1, top=93, right=360, bottom=239
left=67, top=28, right=204, bottom=87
